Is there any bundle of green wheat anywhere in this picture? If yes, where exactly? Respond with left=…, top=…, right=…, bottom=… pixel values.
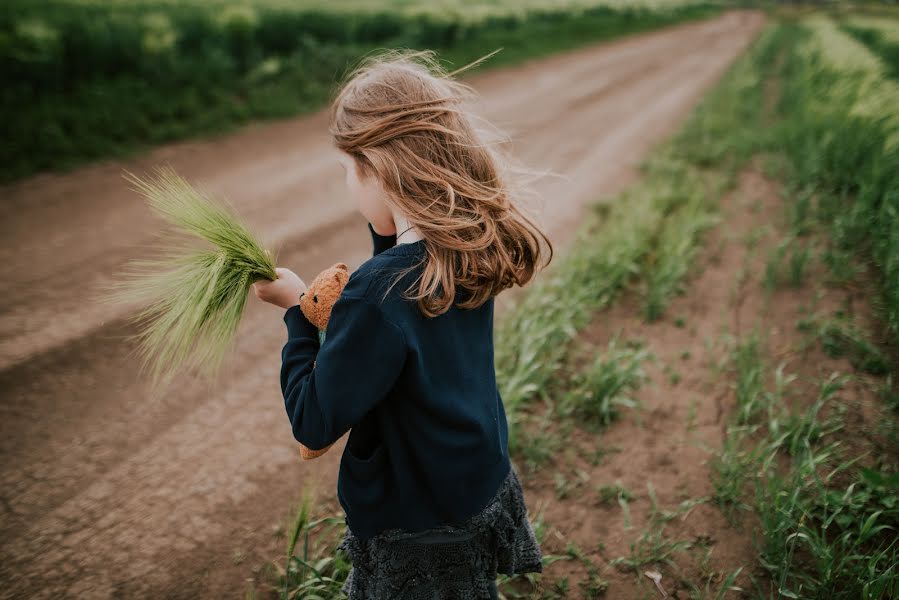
left=101, top=166, right=278, bottom=392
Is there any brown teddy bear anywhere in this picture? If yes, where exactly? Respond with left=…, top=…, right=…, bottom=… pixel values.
left=297, top=261, right=350, bottom=460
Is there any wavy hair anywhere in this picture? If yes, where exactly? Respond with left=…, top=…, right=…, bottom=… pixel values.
left=328, top=48, right=554, bottom=318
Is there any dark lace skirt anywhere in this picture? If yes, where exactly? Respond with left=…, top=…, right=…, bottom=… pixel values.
left=336, top=463, right=543, bottom=600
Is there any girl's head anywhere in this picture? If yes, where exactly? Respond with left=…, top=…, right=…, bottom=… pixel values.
left=328, top=48, right=553, bottom=318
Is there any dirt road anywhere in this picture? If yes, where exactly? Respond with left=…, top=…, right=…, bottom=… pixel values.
left=0, top=12, right=764, bottom=599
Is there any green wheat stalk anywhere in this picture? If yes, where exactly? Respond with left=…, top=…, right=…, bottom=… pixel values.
left=99, top=166, right=278, bottom=393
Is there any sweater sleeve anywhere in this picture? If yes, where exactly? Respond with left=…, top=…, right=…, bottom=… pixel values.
left=280, top=294, right=406, bottom=450
left=368, top=222, right=397, bottom=256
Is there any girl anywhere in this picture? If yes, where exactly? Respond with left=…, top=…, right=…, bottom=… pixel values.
left=253, top=48, right=553, bottom=599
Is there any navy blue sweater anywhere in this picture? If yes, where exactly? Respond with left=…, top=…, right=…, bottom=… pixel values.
left=280, top=222, right=511, bottom=541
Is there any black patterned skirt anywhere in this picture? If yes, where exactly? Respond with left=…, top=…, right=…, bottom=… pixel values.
left=336, top=463, right=543, bottom=599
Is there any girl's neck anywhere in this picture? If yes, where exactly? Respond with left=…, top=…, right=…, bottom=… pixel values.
left=392, top=213, right=423, bottom=244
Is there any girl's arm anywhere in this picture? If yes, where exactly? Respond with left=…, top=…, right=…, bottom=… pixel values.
left=280, top=286, right=406, bottom=451
left=368, top=221, right=396, bottom=256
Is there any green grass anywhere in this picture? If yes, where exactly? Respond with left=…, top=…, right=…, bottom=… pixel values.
left=843, top=22, right=899, bottom=79
left=274, top=492, right=351, bottom=599
left=559, top=338, right=650, bottom=427
left=642, top=176, right=720, bottom=321
left=772, top=17, right=899, bottom=344
left=716, top=333, right=899, bottom=599
left=2, top=0, right=719, bottom=182
left=787, top=239, right=813, bottom=287
left=597, top=482, right=634, bottom=506
left=761, top=235, right=814, bottom=292
left=695, top=22, right=899, bottom=595
left=798, top=312, right=891, bottom=376
left=763, top=237, right=790, bottom=294
left=609, top=482, right=696, bottom=573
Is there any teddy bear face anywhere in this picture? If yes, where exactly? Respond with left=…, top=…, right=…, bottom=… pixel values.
left=299, top=262, right=350, bottom=330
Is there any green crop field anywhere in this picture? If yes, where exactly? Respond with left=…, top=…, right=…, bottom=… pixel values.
left=1, top=0, right=717, bottom=182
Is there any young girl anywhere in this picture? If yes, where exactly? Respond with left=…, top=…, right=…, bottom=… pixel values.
left=253, top=48, right=553, bottom=599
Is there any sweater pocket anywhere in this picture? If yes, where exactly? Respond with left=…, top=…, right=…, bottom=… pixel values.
left=339, top=441, right=389, bottom=513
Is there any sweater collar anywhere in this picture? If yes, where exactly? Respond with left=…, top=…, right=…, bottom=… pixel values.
left=381, top=239, right=427, bottom=257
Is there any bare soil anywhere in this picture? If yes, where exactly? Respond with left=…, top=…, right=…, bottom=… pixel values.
left=0, top=12, right=765, bottom=599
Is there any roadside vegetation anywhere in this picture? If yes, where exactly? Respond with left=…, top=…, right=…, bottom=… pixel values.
left=2, top=0, right=718, bottom=182
left=704, top=15, right=899, bottom=598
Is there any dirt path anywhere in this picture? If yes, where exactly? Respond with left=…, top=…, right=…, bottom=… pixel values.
left=0, top=12, right=764, bottom=599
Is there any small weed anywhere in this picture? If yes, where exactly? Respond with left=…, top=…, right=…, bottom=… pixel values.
left=588, top=445, right=622, bottom=466
left=643, top=196, right=719, bottom=322
left=520, top=409, right=564, bottom=471
left=561, top=338, right=650, bottom=427
left=597, top=482, right=634, bottom=507
left=553, top=577, right=570, bottom=596
left=788, top=240, right=813, bottom=287
left=821, top=244, right=861, bottom=285
left=788, top=187, right=815, bottom=236
left=745, top=224, right=772, bottom=250
left=800, top=314, right=891, bottom=376
left=881, top=375, right=899, bottom=413
left=581, top=563, right=610, bottom=598
left=763, top=237, right=791, bottom=293
left=271, top=491, right=351, bottom=600
left=565, top=541, right=586, bottom=562
left=611, top=482, right=694, bottom=572
left=555, top=469, right=591, bottom=501
left=686, top=566, right=745, bottom=600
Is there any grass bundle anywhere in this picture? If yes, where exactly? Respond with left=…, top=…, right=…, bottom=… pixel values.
left=100, top=166, right=278, bottom=392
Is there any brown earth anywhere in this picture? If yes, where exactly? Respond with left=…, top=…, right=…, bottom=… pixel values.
left=0, top=12, right=765, bottom=599
left=515, top=165, right=897, bottom=598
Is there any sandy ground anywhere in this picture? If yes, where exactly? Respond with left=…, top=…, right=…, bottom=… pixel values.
left=0, top=12, right=764, bottom=599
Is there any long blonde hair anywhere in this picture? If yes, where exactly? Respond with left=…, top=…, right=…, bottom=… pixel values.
left=328, top=48, right=553, bottom=318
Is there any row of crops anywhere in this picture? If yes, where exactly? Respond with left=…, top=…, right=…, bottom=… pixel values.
left=843, top=15, right=899, bottom=81
left=2, top=0, right=717, bottom=182
left=774, top=13, right=899, bottom=343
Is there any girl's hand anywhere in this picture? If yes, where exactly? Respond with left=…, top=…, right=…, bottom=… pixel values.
left=253, top=267, right=308, bottom=310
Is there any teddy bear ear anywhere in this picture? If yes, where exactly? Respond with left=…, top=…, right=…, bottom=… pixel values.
left=335, top=262, right=348, bottom=271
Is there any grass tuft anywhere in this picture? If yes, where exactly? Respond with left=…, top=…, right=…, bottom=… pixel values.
left=560, top=338, right=650, bottom=427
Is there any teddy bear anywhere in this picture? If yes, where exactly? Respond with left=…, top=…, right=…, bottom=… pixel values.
left=296, top=261, right=350, bottom=460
